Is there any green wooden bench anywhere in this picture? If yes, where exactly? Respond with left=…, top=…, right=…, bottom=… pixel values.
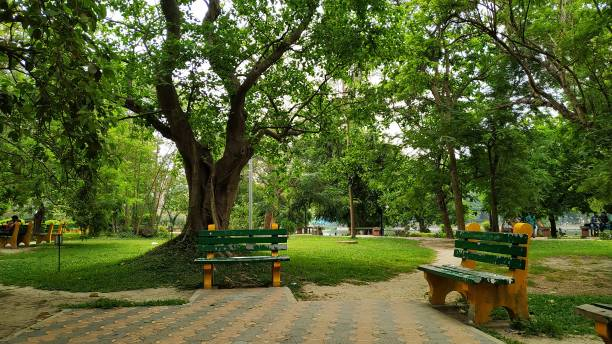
left=417, top=222, right=532, bottom=324
left=194, top=224, right=289, bottom=289
left=576, top=303, right=611, bottom=343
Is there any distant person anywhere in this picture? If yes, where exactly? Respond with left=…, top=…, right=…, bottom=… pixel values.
left=590, top=213, right=599, bottom=236
left=600, top=211, right=609, bottom=231
left=2, top=215, right=20, bottom=234
left=524, top=214, right=537, bottom=238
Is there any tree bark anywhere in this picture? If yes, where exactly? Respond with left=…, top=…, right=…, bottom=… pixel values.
left=487, top=146, right=500, bottom=232
left=348, top=182, right=356, bottom=238
left=435, top=188, right=453, bottom=238
left=549, top=213, right=557, bottom=238
left=34, top=204, right=44, bottom=234
left=447, top=144, right=465, bottom=231
left=417, top=216, right=427, bottom=232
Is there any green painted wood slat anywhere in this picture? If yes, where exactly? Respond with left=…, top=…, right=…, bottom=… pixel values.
left=455, top=240, right=527, bottom=257
left=455, top=230, right=528, bottom=244
left=194, top=256, right=290, bottom=264
left=453, top=249, right=526, bottom=270
left=418, top=264, right=481, bottom=284
left=435, top=265, right=514, bottom=284
left=198, top=236, right=287, bottom=245
left=198, top=229, right=288, bottom=236
left=198, top=243, right=288, bottom=252
left=418, top=264, right=514, bottom=285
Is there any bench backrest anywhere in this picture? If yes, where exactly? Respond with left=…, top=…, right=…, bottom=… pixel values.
left=198, top=228, right=288, bottom=253
left=454, top=223, right=531, bottom=270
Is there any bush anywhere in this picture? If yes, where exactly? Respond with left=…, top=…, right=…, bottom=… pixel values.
left=481, top=221, right=490, bottom=231
left=599, top=231, right=611, bottom=240
left=156, top=226, right=171, bottom=239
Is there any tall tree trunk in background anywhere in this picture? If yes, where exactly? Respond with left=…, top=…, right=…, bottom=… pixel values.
left=348, top=182, right=356, bottom=238
left=34, top=204, right=44, bottom=234
left=487, top=146, right=500, bottom=232
left=417, top=216, right=427, bottom=232
left=345, top=116, right=357, bottom=239
left=264, top=212, right=274, bottom=229
left=447, top=144, right=465, bottom=231
left=549, top=214, right=558, bottom=238
left=436, top=188, right=453, bottom=238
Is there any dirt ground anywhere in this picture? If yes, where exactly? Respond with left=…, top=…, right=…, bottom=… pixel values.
left=529, top=256, right=612, bottom=295
left=0, top=285, right=194, bottom=339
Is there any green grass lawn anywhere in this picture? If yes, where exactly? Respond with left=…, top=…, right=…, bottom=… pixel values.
left=0, top=235, right=434, bottom=292
left=0, top=238, right=179, bottom=291
left=283, top=236, right=434, bottom=289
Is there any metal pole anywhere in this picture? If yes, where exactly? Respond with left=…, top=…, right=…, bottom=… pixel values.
left=248, top=158, right=253, bottom=229
left=57, top=235, right=61, bottom=272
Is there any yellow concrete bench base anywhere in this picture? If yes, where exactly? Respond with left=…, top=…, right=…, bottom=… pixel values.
left=419, top=222, right=532, bottom=325
left=35, top=223, right=63, bottom=245
left=0, top=222, right=33, bottom=249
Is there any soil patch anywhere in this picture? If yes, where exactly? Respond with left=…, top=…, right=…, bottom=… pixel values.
left=529, top=257, right=612, bottom=295
left=0, top=285, right=194, bottom=339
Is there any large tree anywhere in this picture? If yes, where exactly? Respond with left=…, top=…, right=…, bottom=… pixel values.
left=113, top=0, right=390, bottom=235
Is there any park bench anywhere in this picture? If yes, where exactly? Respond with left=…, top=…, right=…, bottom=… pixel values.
left=194, top=224, right=290, bottom=289
left=576, top=303, right=611, bottom=344
left=35, top=223, right=63, bottom=245
left=0, top=221, right=34, bottom=249
left=417, top=222, right=532, bottom=324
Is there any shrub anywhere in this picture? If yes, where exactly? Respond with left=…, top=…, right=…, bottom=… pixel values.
left=481, top=221, right=490, bottom=231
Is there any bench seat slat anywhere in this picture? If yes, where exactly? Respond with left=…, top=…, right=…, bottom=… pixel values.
left=455, top=240, right=527, bottom=257
left=575, top=304, right=612, bottom=324
left=199, top=244, right=288, bottom=252
left=199, top=229, right=288, bottom=237
left=200, top=236, right=287, bottom=245
left=454, top=249, right=526, bottom=270
left=418, top=264, right=514, bottom=285
left=455, top=230, right=529, bottom=244
left=194, top=256, right=290, bottom=263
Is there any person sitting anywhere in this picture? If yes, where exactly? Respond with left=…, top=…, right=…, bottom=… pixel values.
left=590, top=213, right=599, bottom=236
left=2, top=215, right=20, bottom=235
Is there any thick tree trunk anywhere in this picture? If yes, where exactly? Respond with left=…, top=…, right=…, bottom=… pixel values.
left=447, top=144, right=465, bottom=231
left=435, top=188, right=453, bottom=238
left=34, top=204, right=44, bottom=234
left=549, top=214, right=557, bottom=238
left=264, top=212, right=274, bottom=229
left=417, top=216, right=427, bottom=232
left=180, top=134, right=251, bottom=237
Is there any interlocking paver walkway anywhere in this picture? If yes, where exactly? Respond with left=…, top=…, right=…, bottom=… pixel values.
left=4, top=288, right=501, bottom=343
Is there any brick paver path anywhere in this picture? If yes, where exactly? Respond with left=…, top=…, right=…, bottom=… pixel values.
left=4, top=288, right=501, bottom=343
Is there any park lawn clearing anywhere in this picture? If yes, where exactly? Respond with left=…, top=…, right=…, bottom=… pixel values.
left=0, top=238, right=185, bottom=292
left=284, top=236, right=434, bottom=286
left=0, top=235, right=434, bottom=293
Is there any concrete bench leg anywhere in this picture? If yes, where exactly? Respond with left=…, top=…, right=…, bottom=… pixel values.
left=272, top=261, right=281, bottom=287
left=203, top=264, right=213, bottom=289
